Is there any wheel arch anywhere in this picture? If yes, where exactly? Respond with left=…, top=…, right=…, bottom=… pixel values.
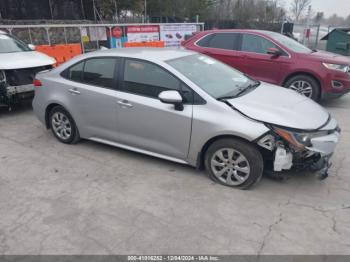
left=45, top=103, right=64, bottom=129
left=196, top=134, right=255, bottom=170
left=282, top=72, right=322, bottom=93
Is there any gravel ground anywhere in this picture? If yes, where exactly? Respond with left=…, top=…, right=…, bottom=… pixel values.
left=0, top=95, right=349, bottom=255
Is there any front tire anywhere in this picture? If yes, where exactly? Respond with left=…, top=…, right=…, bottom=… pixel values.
left=204, top=138, right=264, bottom=189
left=49, top=106, right=80, bottom=144
left=284, top=74, right=320, bottom=101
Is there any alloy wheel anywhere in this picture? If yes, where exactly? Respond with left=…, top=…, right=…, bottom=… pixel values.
left=288, top=80, right=313, bottom=98
left=210, top=148, right=251, bottom=186
left=51, top=112, right=72, bottom=140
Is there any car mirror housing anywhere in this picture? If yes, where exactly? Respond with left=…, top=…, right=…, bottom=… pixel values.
left=267, top=47, right=281, bottom=56
left=28, top=44, right=36, bottom=50
left=158, top=90, right=184, bottom=111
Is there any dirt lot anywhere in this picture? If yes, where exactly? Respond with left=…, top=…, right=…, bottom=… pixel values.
left=0, top=95, right=349, bottom=255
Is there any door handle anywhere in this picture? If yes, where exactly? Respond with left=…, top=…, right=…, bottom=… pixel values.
left=68, top=88, right=81, bottom=95
left=117, top=100, right=133, bottom=108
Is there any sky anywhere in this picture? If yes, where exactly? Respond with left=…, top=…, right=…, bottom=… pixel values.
left=283, top=0, right=350, bottom=18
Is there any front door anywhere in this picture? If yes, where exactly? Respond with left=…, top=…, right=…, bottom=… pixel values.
left=239, top=33, right=288, bottom=85
left=115, top=59, right=193, bottom=160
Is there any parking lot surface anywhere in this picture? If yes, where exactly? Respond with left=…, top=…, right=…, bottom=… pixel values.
left=0, top=95, right=350, bottom=255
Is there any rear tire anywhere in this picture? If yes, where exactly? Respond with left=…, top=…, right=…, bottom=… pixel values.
left=49, top=106, right=80, bottom=144
left=204, top=138, right=264, bottom=190
left=284, top=74, right=320, bottom=102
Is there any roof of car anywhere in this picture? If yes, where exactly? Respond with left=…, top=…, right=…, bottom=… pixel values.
left=88, top=47, right=197, bottom=62
left=197, top=29, right=282, bottom=36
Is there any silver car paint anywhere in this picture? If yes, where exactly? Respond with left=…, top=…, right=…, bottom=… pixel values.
left=227, top=83, right=330, bottom=130
left=33, top=48, right=337, bottom=167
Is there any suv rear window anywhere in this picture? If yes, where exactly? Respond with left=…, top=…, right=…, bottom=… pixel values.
left=197, top=33, right=239, bottom=50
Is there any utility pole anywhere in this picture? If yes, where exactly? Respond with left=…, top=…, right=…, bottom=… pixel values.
left=114, top=0, right=118, bottom=22
left=144, top=0, right=147, bottom=23
left=48, top=0, right=53, bottom=20
left=303, top=5, right=312, bottom=45
left=92, top=0, right=97, bottom=22
left=80, top=0, right=86, bottom=20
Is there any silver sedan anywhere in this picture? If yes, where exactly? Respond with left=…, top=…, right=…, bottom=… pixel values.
left=33, top=48, right=340, bottom=189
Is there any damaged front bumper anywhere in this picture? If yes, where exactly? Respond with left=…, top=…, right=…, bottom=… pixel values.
left=0, top=65, right=52, bottom=108
left=0, top=83, right=35, bottom=108
left=258, top=120, right=340, bottom=180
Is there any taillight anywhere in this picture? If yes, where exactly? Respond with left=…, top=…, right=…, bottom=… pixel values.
left=33, top=79, right=42, bottom=87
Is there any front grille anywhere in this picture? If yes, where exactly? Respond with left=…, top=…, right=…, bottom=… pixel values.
left=5, top=65, right=52, bottom=86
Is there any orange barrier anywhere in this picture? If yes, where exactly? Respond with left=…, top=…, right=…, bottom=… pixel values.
left=123, top=41, right=165, bottom=48
left=35, top=44, right=82, bottom=66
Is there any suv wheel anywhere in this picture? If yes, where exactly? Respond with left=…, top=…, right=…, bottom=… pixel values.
left=284, top=75, right=320, bottom=101
left=204, top=138, right=264, bottom=189
left=49, top=106, right=80, bottom=144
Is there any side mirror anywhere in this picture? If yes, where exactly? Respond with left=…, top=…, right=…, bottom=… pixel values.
left=28, top=44, right=36, bottom=51
left=267, top=47, right=281, bottom=57
left=158, top=90, right=184, bottom=111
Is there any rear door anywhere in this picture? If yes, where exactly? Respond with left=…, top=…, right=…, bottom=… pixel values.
left=60, top=57, right=120, bottom=141
left=114, top=58, right=193, bottom=160
left=238, top=33, right=289, bottom=84
left=195, top=33, right=246, bottom=72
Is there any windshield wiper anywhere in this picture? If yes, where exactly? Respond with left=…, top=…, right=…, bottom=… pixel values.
left=217, top=81, right=260, bottom=101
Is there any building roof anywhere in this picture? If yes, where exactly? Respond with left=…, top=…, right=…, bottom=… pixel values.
left=321, top=28, right=350, bottom=41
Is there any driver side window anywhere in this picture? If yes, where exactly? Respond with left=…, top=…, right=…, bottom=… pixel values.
left=122, top=59, right=195, bottom=103
left=241, top=34, right=278, bottom=54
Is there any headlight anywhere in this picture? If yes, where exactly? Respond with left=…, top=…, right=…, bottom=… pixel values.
left=322, top=63, right=349, bottom=73
left=270, top=126, right=331, bottom=149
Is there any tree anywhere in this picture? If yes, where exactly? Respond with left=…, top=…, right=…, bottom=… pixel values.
left=290, top=0, right=311, bottom=21
left=345, top=14, right=350, bottom=26
left=313, top=12, right=324, bottom=24
left=95, top=0, right=141, bottom=20
left=326, top=14, right=345, bottom=27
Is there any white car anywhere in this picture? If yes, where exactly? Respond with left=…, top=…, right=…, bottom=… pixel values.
left=0, top=31, right=56, bottom=109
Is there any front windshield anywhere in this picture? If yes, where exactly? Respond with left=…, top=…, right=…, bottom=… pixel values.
left=0, top=34, right=31, bottom=53
left=167, top=54, right=257, bottom=99
left=264, top=31, right=312, bottom=54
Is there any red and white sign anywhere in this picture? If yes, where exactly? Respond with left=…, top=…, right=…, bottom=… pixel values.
left=127, top=25, right=160, bottom=42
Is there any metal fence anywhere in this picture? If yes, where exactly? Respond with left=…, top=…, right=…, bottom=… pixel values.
left=291, top=23, right=333, bottom=50
left=0, top=22, right=205, bottom=52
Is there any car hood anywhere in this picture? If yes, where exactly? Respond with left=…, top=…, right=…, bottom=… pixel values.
left=0, top=51, right=56, bottom=70
left=304, top=50, right=350, bottom=64
left=226, top=83, right=329, bottom=130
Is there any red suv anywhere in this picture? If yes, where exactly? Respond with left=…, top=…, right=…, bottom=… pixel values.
left=182, top=29, right=350, bottom=101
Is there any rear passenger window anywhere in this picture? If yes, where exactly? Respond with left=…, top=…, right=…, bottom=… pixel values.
left=197, top=33, right=238, bottom=50
left=65, top=61, right=84, bottom=82
left=82, top=58, right=116, bottom=88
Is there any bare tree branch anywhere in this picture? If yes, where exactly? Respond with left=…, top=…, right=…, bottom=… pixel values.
left=290, top=0, right=312, bottom=21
